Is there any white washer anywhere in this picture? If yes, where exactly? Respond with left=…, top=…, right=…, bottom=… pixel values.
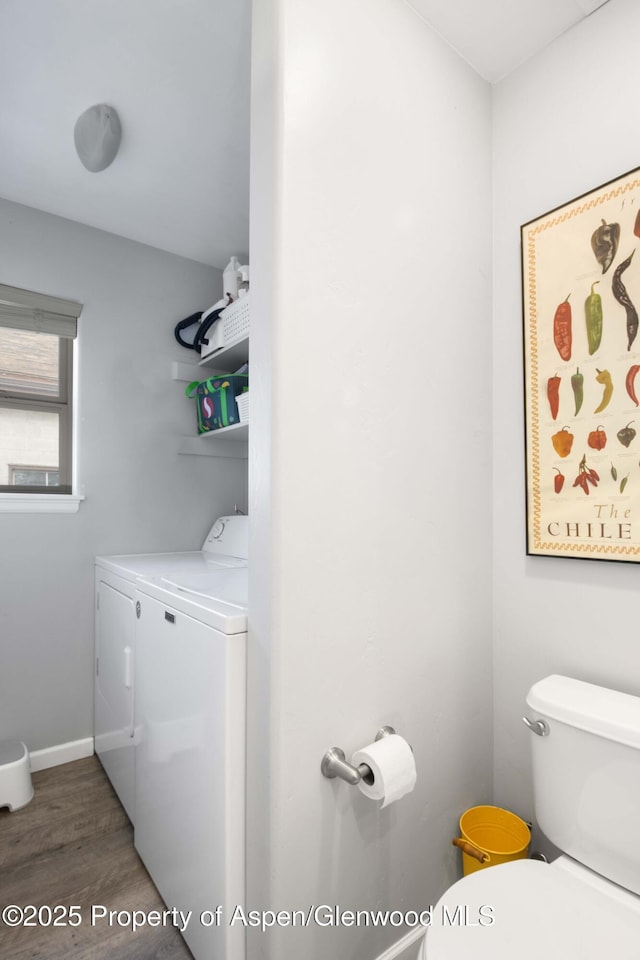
left=94, top=515, right=248, bottom=822
left=133, top=565, right=247, bottom=960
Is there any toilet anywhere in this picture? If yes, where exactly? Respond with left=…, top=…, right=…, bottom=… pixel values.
left=418, top=674, right=640, bottom=959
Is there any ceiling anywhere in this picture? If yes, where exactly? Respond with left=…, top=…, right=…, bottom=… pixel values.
left=0, top=0, right=251, bottom=269
left=0, top=0, right=611, bottom=268
left=407, top=0, right=610, bottom=82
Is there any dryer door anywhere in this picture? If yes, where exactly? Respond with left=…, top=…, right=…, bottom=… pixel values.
left=95, top=579, right=135, bottom=822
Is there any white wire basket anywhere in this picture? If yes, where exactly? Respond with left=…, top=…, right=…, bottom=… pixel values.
left=219, top=294, right=250, bottom=345
left=200, top=294, right=250, bottom=359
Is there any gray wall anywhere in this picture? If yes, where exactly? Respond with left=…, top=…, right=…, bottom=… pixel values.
left=0, top=197, right=247, bottom=751
left=248, top=2, right=493, bottom=958
left=492, top=0, right=640, bottom=853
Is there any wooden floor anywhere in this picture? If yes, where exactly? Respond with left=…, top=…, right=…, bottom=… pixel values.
left=0, top=755, right=193, bottom=959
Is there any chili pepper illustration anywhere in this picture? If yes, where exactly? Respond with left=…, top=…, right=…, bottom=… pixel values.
left=585, top=281, right=603, bottom=355
left=617, top=421, right=636, bottom=447
left=611, top=463, right=618, bottom=481
left=573, top=454, right=599, bottom=495
left=591, top=219, right=620, bottom=274
left=635, top=210, right=640, bottom=239
left=552, top=427, right=574, bottom=458
left=612, top=250, right=639, bottom=351
left=620, top=475, right=629, bottom=494
left=573, top=472, right=589, bottom=494
left=587, top=426, right=607, bottom=450
left=594, top=368, right=613, bottom=414
left=571, top=367, right=583, bottom=415
left=553, top=295, right=572, bottom=362
left=626, top=364, right=640, bottom=406
left=547, top=375, right=561, bottom=420
left=553, top=468, right=565, bottom=493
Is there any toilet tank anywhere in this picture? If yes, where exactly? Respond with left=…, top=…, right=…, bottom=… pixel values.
left=526, top=674, right=640, bottom=896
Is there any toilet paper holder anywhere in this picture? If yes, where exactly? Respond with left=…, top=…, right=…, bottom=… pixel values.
left=321, top=726, right=396, bottom=786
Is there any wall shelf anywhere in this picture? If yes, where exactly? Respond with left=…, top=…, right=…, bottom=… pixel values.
left=174, top=335, right=250, bottom=457
left=198, top=336, right=249, bottom=372
left=171, top=337, right=249, bottom=384
left=179, top=421, right=248, bottom=459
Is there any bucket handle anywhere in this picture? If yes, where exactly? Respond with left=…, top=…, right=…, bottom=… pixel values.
left=452, top=837, right=491, bottom=864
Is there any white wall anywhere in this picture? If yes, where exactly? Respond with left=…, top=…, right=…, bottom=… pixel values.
left=0, top=198, right=247, bottom=751
left=492, top=0, right=640, bottom=851
left=248, top=1, right=493, bottom=957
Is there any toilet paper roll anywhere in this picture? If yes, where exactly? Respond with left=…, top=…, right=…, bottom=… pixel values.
left=351, top=734, right=416, bottom=808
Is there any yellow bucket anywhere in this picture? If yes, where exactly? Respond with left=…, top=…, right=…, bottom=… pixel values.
left=452, top=805, right=530, bottom=875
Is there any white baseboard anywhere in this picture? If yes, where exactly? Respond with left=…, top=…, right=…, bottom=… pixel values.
left=374, top=927, right=424, bottom=960
left=29, top=737, right=94, bottom=772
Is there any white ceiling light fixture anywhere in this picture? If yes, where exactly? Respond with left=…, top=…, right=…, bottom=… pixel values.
left=73, top=103, right=122, bottom=172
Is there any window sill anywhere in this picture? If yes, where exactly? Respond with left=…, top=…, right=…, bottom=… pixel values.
left=0, top=494, right=84, bottom=514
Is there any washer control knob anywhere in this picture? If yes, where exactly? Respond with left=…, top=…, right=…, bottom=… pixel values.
left=209, top=519, right=225, bottom=540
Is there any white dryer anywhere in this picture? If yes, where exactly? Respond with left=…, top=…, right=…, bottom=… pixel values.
left=134, top=564, right=247, bottom=960
left=94, top=515, right=248, bottom=822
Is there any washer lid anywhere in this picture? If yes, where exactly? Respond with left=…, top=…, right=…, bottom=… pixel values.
left=95, top=550, right=246, bottom=582
left=135, top=567, right=248, bottom=634
left=426, top=859, right=640, bottom=960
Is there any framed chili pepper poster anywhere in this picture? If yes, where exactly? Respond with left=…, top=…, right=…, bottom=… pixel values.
left=522, top=165, right=640, bottom=562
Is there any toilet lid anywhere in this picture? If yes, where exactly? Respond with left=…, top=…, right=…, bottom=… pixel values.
left=425, top=858, right=640, bottom=960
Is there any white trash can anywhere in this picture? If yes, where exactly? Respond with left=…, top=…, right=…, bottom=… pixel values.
left=0, top=740, right=34, bottom=811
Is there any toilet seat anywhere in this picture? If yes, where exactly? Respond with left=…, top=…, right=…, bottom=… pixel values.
left=420, top=858, right=640, bottom=960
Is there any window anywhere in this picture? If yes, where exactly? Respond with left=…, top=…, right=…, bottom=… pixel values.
left=9, top=466, right=60, bottom=486
left=0, top=283, right=82, bottom=495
